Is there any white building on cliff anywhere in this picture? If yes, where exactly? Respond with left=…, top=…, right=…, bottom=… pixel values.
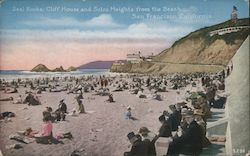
left=127, top=51, right=142, bottom=63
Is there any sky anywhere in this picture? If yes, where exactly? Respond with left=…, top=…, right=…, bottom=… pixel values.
left=0, top=0, right=249, bottom=70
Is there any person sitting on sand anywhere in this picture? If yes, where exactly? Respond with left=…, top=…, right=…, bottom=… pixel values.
left=136, top=88, right=146, bottom=98
left=0, top=97, right=13, bottom=101
left=106, top=94, right=114, bottom=103
left=23, top=93, right=41, bottom=106
left=35, top=115, right=53, bottom=144
left=0, top=111, right=15, bottom=120
left=5, top=87, right=18, bottom=94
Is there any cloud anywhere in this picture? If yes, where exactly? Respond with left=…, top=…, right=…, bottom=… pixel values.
left=128, top=23, right=150, bottom=32
left=0, top=19, right=195, bottom=70
left=85, top=14, right=121, bottom=27
left=1, top=22, right=193, bottom=42
left=3, top=22, right=185, bottom=41
left=22, top=14, right=122, bottom=28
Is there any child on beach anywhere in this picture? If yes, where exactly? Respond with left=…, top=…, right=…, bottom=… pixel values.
left=125, top=106, right=132, bottom=119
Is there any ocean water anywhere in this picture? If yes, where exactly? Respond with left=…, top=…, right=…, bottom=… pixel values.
left=0, top=69, right=112, bottom=81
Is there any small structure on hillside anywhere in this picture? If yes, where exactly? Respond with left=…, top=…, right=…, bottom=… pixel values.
left=126, top=51, right=154, bottom=63
left=209, top=26, right=250, bottom=36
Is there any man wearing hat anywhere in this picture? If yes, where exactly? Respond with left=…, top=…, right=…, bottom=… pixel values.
left=138, top=127, right=156, bottom=156
left=194, top=113, right=211, bottom=148
left=58, top=99, right=67, bottom=121
left=167, top=111, right=203, bottom=156
left=158, top=114, right=172, bottom=138
left=124, top=132, right=151, bottom=156
left=153, top=114, right=173, bottom=156
left=168, top=105, right=181, bottom=132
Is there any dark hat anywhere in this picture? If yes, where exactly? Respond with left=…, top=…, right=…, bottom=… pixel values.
left=159, top=114, right=166, bottom=122
left=60, top=99, right=64, bottom=102
left=127, top=106, right=132, bottom=110
left=169, top=104, right=176, bottom=110
left=127, top=132, right=138, bottom=143
left=163, top=110, right=170, bottom=117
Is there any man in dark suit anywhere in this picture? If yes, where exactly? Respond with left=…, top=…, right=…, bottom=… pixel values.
left=58, top=99, right=67, bottom=121
left=158, top=114, right=172, bottom=138
left=169, top=105, right=181, bottom=131
left=124, top=132, right=152, bottom=156
left=167, top=111, right=203, bottom=156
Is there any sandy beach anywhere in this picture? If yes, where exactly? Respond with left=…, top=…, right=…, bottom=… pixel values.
left=0, top=74, right=200, bottom=156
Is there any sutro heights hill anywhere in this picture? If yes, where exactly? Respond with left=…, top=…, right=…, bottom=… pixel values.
left=111, top=18, right=249, bottom=74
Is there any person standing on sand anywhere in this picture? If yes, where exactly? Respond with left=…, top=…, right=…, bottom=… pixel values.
left=104, top=78, right=108, bottom=88
left=125, top=106, right=132, bottom=119
left=58, top=99, right=67, bottom=121
left=77, top=99, right=85, bottom=113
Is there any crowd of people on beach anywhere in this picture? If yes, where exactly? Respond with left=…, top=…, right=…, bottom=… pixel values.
left=123, top=64, right=233, bottom=156
left=0, top=63, right=233, bottom=155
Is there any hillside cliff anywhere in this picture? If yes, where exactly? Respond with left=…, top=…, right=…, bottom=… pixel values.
left=111, top=18, right=249, bottom=74
left=78, top=61, right=115, bottom=69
